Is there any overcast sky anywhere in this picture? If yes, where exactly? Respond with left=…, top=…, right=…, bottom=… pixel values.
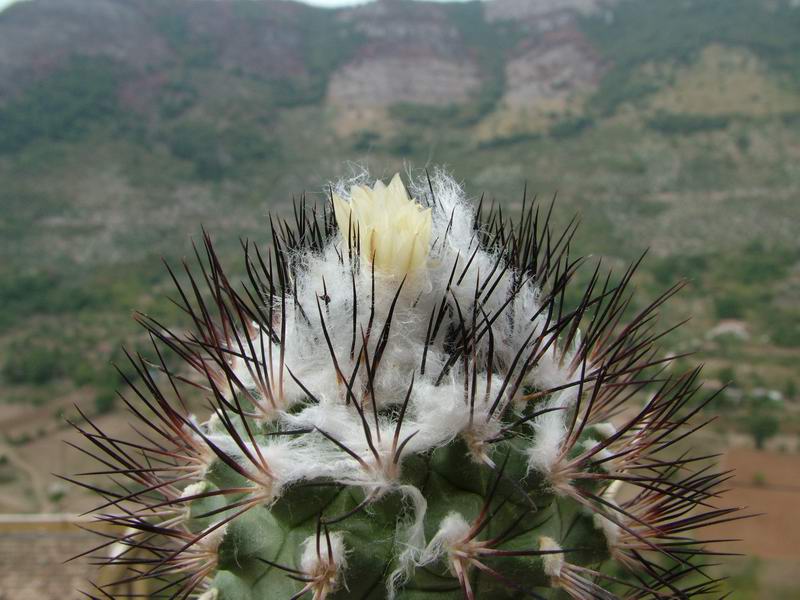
left=302, top=0, right=473, bottom=5
left=0, top=0, right=476, bottom=11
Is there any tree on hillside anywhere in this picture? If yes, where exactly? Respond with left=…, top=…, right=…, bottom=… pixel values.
left=747, top=409, right=779, bottom=450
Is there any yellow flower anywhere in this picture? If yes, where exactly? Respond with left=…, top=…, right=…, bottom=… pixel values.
left=333, top=174, right=432, bottom=276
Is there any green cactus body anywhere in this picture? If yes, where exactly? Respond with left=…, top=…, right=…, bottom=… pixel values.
left=72, top=170, right=740, bottom=599
left=197, top=438, right=567, bottom=600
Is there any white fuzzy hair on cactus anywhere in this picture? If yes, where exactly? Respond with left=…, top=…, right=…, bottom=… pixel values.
left=211, top=170, right=583, bottom=507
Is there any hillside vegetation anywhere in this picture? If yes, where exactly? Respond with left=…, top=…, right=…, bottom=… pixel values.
left=0, top=0, right=798, bottom=512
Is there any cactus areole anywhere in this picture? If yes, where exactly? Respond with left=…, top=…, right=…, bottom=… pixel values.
left=72, top=170, right=741, bottom=599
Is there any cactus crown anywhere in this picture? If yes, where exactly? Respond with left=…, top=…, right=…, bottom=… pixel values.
left=71, top=170, right=739, bottom=599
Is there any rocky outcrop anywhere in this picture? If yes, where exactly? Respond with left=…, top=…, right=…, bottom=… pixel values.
left=0, top=0, right=169, bottom=100
left=503, top=27, right=603, bottom=109
left=485, top=0, right=608, bottom=23
left=328, top=56, right=480, bottom=108
left=134, top=0, right=311, bottom=80
left=328, top=0, right=480, bottom=107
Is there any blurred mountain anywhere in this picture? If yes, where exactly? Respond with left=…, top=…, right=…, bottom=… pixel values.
left=2, top=0, right=797, bottom=134
left=1, top=0, right=799, bottom=255
left=0, top=0, right=799, bottom=444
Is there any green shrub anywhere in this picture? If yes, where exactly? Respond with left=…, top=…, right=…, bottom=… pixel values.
left=166, top=121, right=226, bottom=180
left=766, top=309, right=800, bottom=347
left=8, top=433, right=32, bottom=447
left=387, top=132, right=419, bottom=156
left=646, top=112, right=730, bottom=135
left=588, top=71, right=660, bottom=116
left=476, top=132, right=542, bottom=149
left=781, top=112, right=800, bottom=126
left=650, top=255, right=708, bottom=287
left=227, top=125, right=274, bottom=163
left=2, top=343, right=64, bottom=385
left=549, top=116, right=594, bottom=139
left=94, top=390, right=117, bottom=416
left=0, top=57, right=122, bottom=154
left=166, top=121, right=276, bottom=180
left=746, top=409, right=779, bottom=450
left=714, top=295, right=746, bottom=319
left=0, top=270, right=112, bottom=333
left=158, top=80, right=199, bottom=119
left=735, top=133, right=751, bottom=153
left=352, top=130, right=381, bottom=152
left=731, top=242, right=793, bottom=285
left=785, top=379, right=797, bottom=401
left=717, top=366, right=736, bottom=387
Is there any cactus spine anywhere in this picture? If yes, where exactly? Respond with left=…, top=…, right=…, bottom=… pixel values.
left=71, top=170, right=739, bottom=599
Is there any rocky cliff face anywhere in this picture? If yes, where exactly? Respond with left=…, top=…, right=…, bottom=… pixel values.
left=133, top=0, right=314, bottom=80
left=0, top=0, right=169, bottom=99
left=503, top=27, right=602, bottom=109
left=485, top=0, right=609, bottom=23
left=328, top=0, right=481, bottom=108
left=0, top=0, right=606, bottom=117
left=0, top=0, right=334, bottom=107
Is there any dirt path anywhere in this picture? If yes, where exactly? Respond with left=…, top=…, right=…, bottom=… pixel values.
left=0, top=441, right=49, bottom=512
left=707, top=447, right=800, bottom=559
left=0, top=389, right=90, bottom=436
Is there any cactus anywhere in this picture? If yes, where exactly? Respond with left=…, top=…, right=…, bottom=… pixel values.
left=71, top=170, right=741, bottom=599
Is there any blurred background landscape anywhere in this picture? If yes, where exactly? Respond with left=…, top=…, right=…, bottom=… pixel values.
left=0, top=0, right=798, bottom=597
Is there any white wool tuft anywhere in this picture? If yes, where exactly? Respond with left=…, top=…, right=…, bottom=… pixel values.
left=180, top=481, right=210, bottom=520
left=593, top=513, right=621, bottom=546
left=593, top=422, right=617, bottom=439
left=299, top=531, right=348, bottom=574
left=539, top=536, right=564, bottom=578
left=416, top=512, right=471, bottom=568
left=525, top=388, right=573, bottom=476
left=180, top=481, right=208, bottom=500
left=203, top=412, right=222, bottom=433
left=387, top=485, right=430, bottom=598
left=108, top=527, right=138, bottom=560
left=197, top=589, right=219, bottom=600
left=603, top=479, right=623, bottom=502
left=581, top=438, right=612, bottom=462
left=593, top=480, right=623, bottom=545
left=201, top=523, right=228, bottom=552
